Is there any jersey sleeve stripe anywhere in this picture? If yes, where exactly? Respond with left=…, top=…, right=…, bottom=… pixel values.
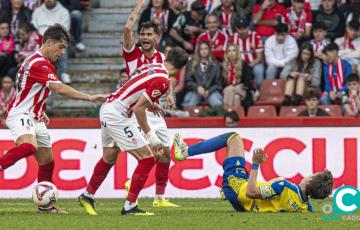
left=46, top=80, right=62, bottom=87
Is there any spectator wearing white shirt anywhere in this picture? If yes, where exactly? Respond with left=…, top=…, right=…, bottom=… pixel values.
left=31, top=0, right=71, bottom=83
left=264, top=23, right=299, bottom=79
left=335, top=20, right=360, bottom=74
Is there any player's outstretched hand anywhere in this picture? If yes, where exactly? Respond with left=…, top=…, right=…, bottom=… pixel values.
left=136, top=0, right=145, bottom=8
left=252, top=148, right=268, bottom=164
left=89, top=94, right=109, bottom=102
left=151, top=103, right=166, bottom=117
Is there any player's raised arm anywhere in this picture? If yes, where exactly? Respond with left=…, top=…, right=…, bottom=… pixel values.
left=246, top=148, right=268, bottom=199
left=123, top=0, right=144, bottom=51
left=49, top=82, right=108, bottom=102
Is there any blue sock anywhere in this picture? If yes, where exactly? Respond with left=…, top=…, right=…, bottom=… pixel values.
left=188, top=132, right=237, bottom=157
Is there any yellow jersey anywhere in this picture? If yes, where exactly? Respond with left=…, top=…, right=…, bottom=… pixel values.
left=227, top=176, right=313, bottom=212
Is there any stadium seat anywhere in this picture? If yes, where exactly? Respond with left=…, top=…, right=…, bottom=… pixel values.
left=247, top=105, right=277, bottom=117
left=255, top=79, right=286, bottom=107
left=224, top=106, right=245, bottom=117
left=319, top=105, right=342, bottom=117
left=279, top=106, right=306, bottom=117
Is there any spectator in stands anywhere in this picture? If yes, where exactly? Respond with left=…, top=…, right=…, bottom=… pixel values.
left=0, top=75, right=16, bottom=118
left=222, top=43, right=253, bottom=109
left=231, top=17, right=264, bottom=88
left=0, top=20, right=15, bottom=79
left=59, top=0, right=86, bottom=52
left=281, top=42, right=322, bottom=105
left=138, top=0, right=178, bottom=51
left=234, top=0, right=256, bottom=20
left=320, top=43, right=352, bottom=105
left=346, top=0, right=360, bottom=24
left=264, top=23, right=299, bottom=79
left=313, top=0, right=345, bottom=41
left=298, top=89, right=330, bottom=116
left=211, top=0, right=238, bottom=36
left=309, top=22, right=330, bottom=59
left=224, top=109, right=239, bottom=127
left=0, top=0, right=32, bottom=39
left=170, top=1, right=205, bottom=53
left=343, top=73, right=360, bottom=116
left=182, top=41, right=223, bottom=108
left=285, top=0, right=313, bottom=42
left=15, top=22, right=41, bottom=64
left=335, top=20, right=360, bottom=74
left=196, top=14, right=228, bottom=62
left=31, top=0, right=71, bottom=83
left=252, top=0, right=287, bottom=40
left=168, top=0, right=187, bottom=15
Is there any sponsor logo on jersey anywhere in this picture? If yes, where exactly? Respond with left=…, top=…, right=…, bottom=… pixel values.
left=151, top=90, right=161, bottom=98
left=48, top=74, right=56, bottom=80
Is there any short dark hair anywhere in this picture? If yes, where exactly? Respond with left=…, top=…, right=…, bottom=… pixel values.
left=43, top=24, right=70, bottom=45
left=275, top=23, right=289, bottom=34
left=139, top=21, right=160, bottom=35
left=165, top=47, right=188, bottom=69
left=348, top=20, right=360, bottom=31
left=322, top=43, right=339, bottom=53
left=304, top=89, right=321, bottom=100
left=224, top=110, right=239, bottom=122
left=312, top=22, right=327, bottom=31
left=305, top=170, right=333, bottom=199
left=347, top=73, right=360, bottom=83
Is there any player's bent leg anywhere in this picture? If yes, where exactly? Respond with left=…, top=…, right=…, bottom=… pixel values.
left=173, top=132, right=240, bottom=161
left=78, top=146, right=120, bottom=216
left=0, top=134, right=37, bottom=171
left=122, top=146, right=156, bottom=216
left=153, top=147, right=179, bottom=208
left=225, top=133, right=245, bottom=158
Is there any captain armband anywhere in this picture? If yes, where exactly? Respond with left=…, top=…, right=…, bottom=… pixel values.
left=259, top=184, right=277, bottom=199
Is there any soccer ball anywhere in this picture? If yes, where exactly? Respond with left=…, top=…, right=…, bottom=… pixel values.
left=32, top=181, right=58, bottom=208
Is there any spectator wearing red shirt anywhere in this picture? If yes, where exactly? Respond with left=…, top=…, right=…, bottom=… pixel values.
left=230, top=17, right=264, bottom=88
left=285, top=0, right=313, bottom=42
left=196, top=14, right=228, bottom=62
left=0, top=75, right=16, bottom=119
left=211, top=0, right=238, bottom=36
left=252, top=0, right=287, bottom=40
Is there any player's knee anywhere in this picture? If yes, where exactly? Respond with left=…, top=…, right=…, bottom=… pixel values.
left=103, top=151, right=119, bottom=164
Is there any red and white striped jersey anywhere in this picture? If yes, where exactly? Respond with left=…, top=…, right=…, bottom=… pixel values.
left=122, top=44, right=165, bottom=76
left=230, top=31, right=263, bottom=64
left=7, top=52, right=61, bottom=120
left=196, top=30, right=228, bottom=62
left=107, top=63, right=169, bottom=116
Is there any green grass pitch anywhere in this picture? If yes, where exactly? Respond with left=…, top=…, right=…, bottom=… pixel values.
left=0, top=198, right=358, bottom=229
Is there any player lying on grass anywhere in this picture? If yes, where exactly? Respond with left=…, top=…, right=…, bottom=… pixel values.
left=173, top=132, right=333, bottom=212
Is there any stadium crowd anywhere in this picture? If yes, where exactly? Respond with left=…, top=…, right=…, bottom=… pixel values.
left=141, top=0, right=360, bottom=118
left=1, top=0, right=360, bottom=120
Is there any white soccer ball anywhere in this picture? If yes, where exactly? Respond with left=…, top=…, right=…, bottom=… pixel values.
left=32, top=181, right=58, bottom=208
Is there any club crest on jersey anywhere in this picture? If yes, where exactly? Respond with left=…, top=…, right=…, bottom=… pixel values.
left=130, top=138, right=137, bottom=144
left=151, top=89, right=161, bottom=98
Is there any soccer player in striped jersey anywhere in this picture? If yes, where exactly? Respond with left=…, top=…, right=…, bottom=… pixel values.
left=79, top=47, right=188, bottom=216
left=78, top=0, right=181, bottom=214
left=173, top=132, right=333, bottom=212
left=0, top=24, right=108, bottom=213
